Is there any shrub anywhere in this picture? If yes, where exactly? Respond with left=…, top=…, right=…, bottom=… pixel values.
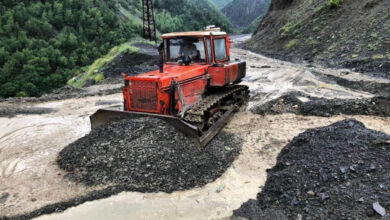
left=328, top=0, right=342, bottom=8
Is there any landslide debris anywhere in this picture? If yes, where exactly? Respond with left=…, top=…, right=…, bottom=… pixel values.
left=246, top=0, right=390, bottom=75
left=233, top=119, right=390, bottom=219
left=57, top=118, right=241, bottom=192
left=103, top=43, right=159, bottom=79
left=251, top=92, right=390, bottom=117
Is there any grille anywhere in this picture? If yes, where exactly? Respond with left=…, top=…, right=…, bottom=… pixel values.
left=130, top=80, right=158, bottom=110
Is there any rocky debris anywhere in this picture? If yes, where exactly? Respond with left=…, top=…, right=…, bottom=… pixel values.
left=373, top=202, right=386, bottom=217
left=233, top=119, right=390, bottom=219
left=251, top=92, right=390, bottom=117
left=57, top=117, right=241, bottom=192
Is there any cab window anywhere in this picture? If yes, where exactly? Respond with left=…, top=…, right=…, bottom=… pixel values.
left=214, top=38, right=227, bottom=61
left=164, top=37, right=206, bottom=63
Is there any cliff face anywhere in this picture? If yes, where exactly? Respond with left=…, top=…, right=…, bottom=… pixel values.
left=245, top=0, right=390, bottom=75
left=222, top=0, right=271, bottom=29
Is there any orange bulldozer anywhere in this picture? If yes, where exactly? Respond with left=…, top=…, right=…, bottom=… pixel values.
left=91, top=27, right=249, bottom=148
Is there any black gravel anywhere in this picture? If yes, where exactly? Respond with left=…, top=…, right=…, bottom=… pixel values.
left=233, top=119, right=390, bottom=220
left=251, top=92, right=390, bottom=117
left=57, top=117, right=242, bottom=192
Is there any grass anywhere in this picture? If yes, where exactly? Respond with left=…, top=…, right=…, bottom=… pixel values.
left=279, top=19, right=304, bottom=38
left=68, top=38, right=153, bottom=88
left=284, top=39, right=299, bottom=51
left=94, top=73, right=105, bottom=83
left=367, top=43, right=377, bottom=51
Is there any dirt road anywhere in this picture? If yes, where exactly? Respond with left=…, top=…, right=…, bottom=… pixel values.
left=0, top=36, right=389, bottom=219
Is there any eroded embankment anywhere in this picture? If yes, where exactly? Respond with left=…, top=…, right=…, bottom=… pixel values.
left=233, top=119, right=390, bottom=219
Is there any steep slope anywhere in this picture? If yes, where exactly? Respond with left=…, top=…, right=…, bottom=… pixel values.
left=222, top=0, right=271, bottom=29
left=245, top=0, right=390, bottom=76
left=210, top=0, right=233, bottom=9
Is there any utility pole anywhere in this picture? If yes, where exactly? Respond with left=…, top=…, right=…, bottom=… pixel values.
left=142, top=0, right=157, bottom=43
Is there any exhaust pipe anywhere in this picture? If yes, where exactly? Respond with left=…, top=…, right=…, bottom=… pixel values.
left=158, top=42, right=164, bottom=73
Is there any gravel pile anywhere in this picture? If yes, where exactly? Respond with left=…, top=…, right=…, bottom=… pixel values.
left=233, top=119, right=390, bottom=219
left=57, top=117, right=241, bottom=193
left=251, top=92, right=390, bottom=117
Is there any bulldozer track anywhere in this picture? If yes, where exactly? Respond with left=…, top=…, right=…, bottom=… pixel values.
left=183, top=85, right=249, bottom=127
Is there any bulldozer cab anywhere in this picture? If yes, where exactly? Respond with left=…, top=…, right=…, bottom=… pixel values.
left=162, top=31, right=230, bottom=65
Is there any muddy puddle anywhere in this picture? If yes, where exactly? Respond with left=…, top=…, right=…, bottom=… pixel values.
left=1, top=37, right=389, bottom=219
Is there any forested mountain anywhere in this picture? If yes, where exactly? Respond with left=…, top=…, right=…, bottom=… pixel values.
left=0, top=0, right=234, bottom=98
left=222, top=0, right=271, bottom=29
left=154, top=0, right=234, bottom=34
left=209, top=0, right=233, bottom=9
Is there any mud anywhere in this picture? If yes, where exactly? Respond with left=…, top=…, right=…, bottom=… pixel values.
left=233, top=119, right=390, bottom=219
left=57, top=118, right=241, bottom=191
left=251, top=92, right=390, bottom=117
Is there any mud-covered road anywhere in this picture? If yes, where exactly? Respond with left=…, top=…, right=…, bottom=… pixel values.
left=0, top=35, right=389, bottom=219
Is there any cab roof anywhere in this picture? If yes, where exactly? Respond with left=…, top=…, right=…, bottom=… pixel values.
left=162, top=31, right=227, bottom=38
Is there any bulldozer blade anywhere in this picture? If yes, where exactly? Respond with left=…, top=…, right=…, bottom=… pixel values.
left=90, top=109, right=202, bottom=147
left=90, top=108, right=235, bottom=148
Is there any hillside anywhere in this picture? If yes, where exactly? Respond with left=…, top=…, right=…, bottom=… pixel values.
left=0, top=0, right=234, bottom=98
left=155, top=0, right=234, bottom=33
left=222, top=0, right=271, bottom=29
left=245, top=0, right=390, bottom=75
left=118, top=0, right=235, bottom=34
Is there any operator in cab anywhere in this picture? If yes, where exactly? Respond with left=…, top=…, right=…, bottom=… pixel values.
left=178, top=38, right=199, bottom=64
